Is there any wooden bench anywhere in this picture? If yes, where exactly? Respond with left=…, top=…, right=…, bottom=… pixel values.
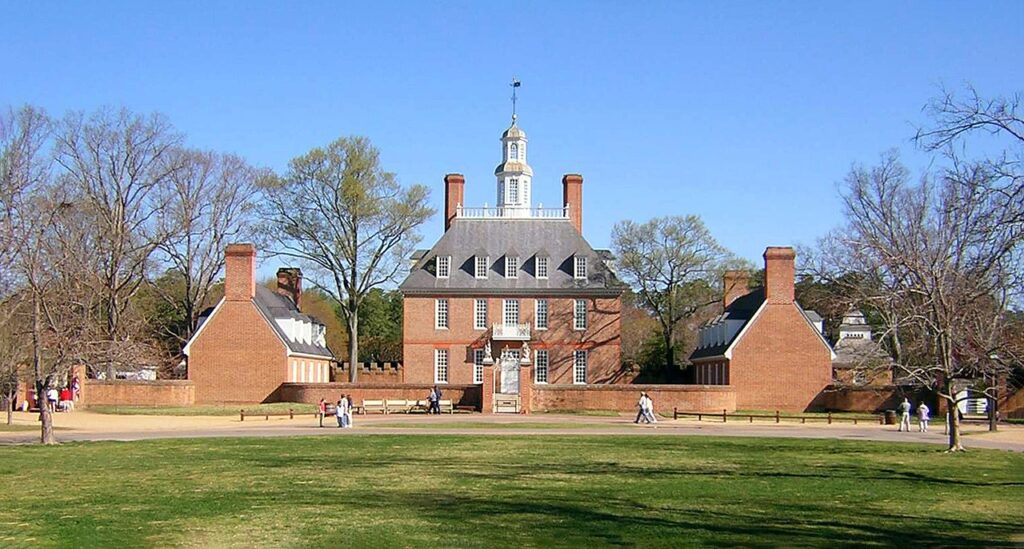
left=408, top=399, right=428, bottom=413
left=362, top=399, right=386, bottom=415
left=385, top=399, right=412, bottom=414
left=439, top=399, right=454, bottom=414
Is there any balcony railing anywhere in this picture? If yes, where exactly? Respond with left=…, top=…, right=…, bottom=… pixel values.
left=492, top=323, right=531, bottom=341
left=457, top=204, right=569, bottom=219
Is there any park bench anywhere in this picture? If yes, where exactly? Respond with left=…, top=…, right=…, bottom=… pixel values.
left=362, top=399, right=386, bottom=414
left=385, top=399, right=413, bottom=414
left=408, top=399, right=428, bottom=413
left=439, top=399, right=454, bottom=414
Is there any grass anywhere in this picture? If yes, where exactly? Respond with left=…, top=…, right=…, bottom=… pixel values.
left=1, top=436, right=1022, bottom=547
left=0, top=424, right=38, bottom=432
left=372, top=421, right=617, bottom=430
left=86, top=402, right=315, bottom=416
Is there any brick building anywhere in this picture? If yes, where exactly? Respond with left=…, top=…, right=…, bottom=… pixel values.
left=399, top=117, right=625, bottom=413
left=183, top=244, right=335, bottom=403
left=689, top=247, right=834, bottom=411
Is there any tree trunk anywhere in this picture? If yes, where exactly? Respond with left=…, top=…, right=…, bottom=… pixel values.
left=663, top=330, right=674, bottom=373
left=347, top=312, right=359, bottom=383
left=5, top=393, right=11, bottom=425
left=39, top=397, right=55, bottom=445
left=945, top=394, right=963, bottom=452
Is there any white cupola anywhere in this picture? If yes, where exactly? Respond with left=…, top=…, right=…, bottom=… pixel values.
left=494, top=115, right=533, bottom=217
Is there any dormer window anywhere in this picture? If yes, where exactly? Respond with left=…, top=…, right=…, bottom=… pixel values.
left=505, top=256, right=519, bottom=278
left=536, top=256, right=548, bottom=279
left=574, top=256, right=588, bottom=280
left=475, top=256, right=489, bottom=279
left=436, top=255, right=451, bottom=279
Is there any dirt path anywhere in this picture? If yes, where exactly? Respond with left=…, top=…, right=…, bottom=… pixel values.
left=3, top=410, right=1022, bottom=451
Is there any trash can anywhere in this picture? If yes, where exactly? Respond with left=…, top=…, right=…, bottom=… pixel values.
left=884, top=410, right=897, bottom=425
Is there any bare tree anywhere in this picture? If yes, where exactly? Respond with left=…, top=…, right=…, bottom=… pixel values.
left=612, top=215, right=735, bottom=372
left=154, top=148, right=261, bottom=349
left=813, top=151, right=1022, bottom=451
left=261, top=136, right=433, bottom=381
left=52, top=107, right=183, bottom=377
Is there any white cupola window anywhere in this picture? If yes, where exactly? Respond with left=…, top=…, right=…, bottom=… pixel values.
left=510, top=142, right=519, bottom=160
left=508, top=178, right=519, bottom=204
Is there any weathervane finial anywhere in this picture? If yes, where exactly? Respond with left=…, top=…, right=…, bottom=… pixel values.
left=510, top=77, right=521, bottom=123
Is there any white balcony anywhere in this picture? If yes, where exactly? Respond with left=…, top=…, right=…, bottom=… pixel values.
left=457, top=204, right=569, bottom=219
left=492, top=323, right=531, bottom=341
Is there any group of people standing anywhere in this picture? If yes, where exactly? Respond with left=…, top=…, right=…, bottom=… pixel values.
left=319, top=396, right=354, bottom=428
left=897, top=397, right=930, bottom=432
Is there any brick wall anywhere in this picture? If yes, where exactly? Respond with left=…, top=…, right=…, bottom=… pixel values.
left=810, top=385, right=935, bottom=413
left=729, top=303, right=833, bottom=412
left=403, top=295, right=622, bottom=384
left=532, top=384, right=736, bottom=413
left=338, top=363, right=404, bottom=384
left=188, top=300, right=289, bottom=403
left=278, top=383, right=482, bottom=409
left=81, top=380, right=196, bottom=407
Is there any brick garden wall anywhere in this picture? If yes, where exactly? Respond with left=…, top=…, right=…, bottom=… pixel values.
left=278, top=383, right=482, bottom=409
left=81, top=380, right=196, bottom=407
left=532, top=384, right=736, bottom=413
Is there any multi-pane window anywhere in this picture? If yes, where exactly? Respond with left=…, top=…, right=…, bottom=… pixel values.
left=535, top=350, right=549, bottom=383
left=574, top=256, right=588, bottom=280
left=436, top=255, right=451, bottom=278
left=475, top=256, right=489, bottom=279
left=473, top=349, right=485, bottom=384
left=508, top=178, right=519, bottom=203
left=510, top=143, right=519, bottom=160
left=535, top=256, right=548, bottom=279
left=435, top=299, right=449, bottom=329
left=503, top=299, right=520, bottom=325
left=535, top=299, right=548, bottom=330
left=474, top=299, right=488, bottom=330
left=573, top=350, right=587, bottom=384
left=505, top=256, right=519, bottom=278
left=434, top=349, right=449, bottom=383
left=574, top=299, right=587, bottom=330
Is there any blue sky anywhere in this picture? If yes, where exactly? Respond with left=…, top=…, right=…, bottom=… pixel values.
left=2, top=1, right=1021, bottom=272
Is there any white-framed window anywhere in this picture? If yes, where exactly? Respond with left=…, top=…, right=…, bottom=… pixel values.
left=535, top=299, right=548, bottom=330
left=475, top=256, right=489, bottom=279
left=435, top=298, right=449, bottom=329
left=535, top=350, right=549, bottom=384
left=503, top=299, right=520, bottom=325
left=474, top=299, right=488, bottom=330
left=436, top=255, right=451, bottom=278
left=434, top=349, right=449, bottom=384
left=508, top=178, right=519, bottom=203
left=573, top=350, right=587, bottom=384
left=535, top=256, right=548, bottom=279
left=473, top=349, right=485, bottom=384
left=574, top=299, right=587, bottom=330
left=574, top=256, right=588, bottom=280
left=505, top=256, right=519, bottom=278
left=510, top=142, right=519, bottom=160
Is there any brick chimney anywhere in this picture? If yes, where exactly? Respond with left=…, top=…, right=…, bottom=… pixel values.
left=723, top=270, right=751, bottom=308
left=224, top=243, right=256, bottom=302
left=444, top=173, right=465, bottom=232
left=562, top=174, right=583, bottom=233
left=763, top=246, right=796, bottom=305
left=276, top=268, right=302, bottom=310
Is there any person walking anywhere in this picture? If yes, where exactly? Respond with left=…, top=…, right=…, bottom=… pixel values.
left=643, top=393, right=658, bottom=424
left=634, top=392, right=648, bottom=424
left=429, top=386, right=442, bottom=415
left=318, top=398, right=327, bottom=427
left=898, top=398, right=912, bottom=432
left=339, top=399, right=352, bottom=428
left=917, top=402, right=930, bottom=433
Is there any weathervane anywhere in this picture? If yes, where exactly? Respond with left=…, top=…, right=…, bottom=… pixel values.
left=510, top=77, right=521, bottom=123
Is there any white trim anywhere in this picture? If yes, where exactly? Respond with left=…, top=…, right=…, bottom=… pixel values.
left=535, top=298, right=548, bottom=330
left=723, top=300, right=767, bottom=360
left=182, top=297, right=226, bottom=356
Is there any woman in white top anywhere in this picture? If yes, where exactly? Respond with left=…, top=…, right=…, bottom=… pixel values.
left=335, top=398, right=346, bottom=428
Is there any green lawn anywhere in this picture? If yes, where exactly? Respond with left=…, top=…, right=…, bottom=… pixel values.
left=1, top=436, right=1021, bottom=547
left=0, top=424, right=38, bottom=432
left=86, top=402, right=315, bottom=416
left=372, top=421, right=617, bottom=430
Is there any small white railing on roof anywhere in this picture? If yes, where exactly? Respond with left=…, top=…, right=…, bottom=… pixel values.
left=457, top=204, right=569, bottom=219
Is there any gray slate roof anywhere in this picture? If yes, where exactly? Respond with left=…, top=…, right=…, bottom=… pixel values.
left=253, top=285, right=334, bottom=358
left=400, top=218, right=625, bottom=296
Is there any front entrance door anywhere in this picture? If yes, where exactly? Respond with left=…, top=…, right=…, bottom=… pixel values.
left=499, top=351, right=520, bottom=394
